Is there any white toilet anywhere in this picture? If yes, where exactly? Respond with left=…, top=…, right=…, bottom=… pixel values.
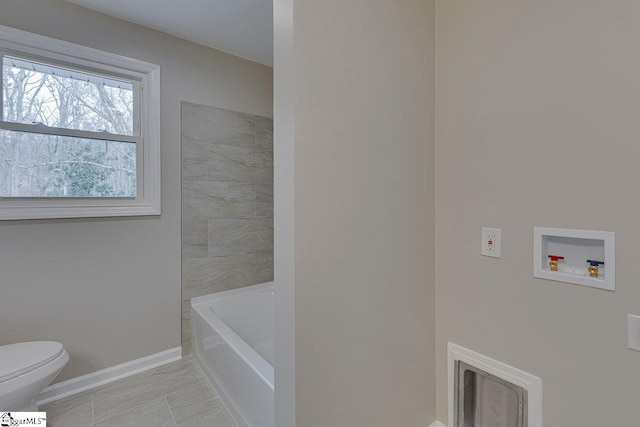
left=0, top=342, right=69, bottom=411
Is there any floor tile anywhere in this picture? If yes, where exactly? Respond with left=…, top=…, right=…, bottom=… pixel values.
left=92, top=397, right=175, bottom=427
left=178, top=409, right=237, bottom=427
left=41, top=394, right=93, bottom=427
left=92, top=359, right=204, bottom=423
left=166, top=381, right=223, bottom=426
left=37, top=357, right=239, bottom=427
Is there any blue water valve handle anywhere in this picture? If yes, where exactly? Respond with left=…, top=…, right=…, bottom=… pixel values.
left=587, top=260, right=604, bottom=278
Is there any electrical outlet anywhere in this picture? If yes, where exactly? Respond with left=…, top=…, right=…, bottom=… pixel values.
left=481, top=228, right=501, bottom=258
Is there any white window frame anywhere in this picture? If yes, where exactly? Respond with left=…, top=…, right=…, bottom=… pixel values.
left=0, top=25, right=160, bottom=220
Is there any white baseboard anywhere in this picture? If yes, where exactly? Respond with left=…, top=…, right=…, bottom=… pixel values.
left=429, top=422, right=447, bottom=427
left=37, top=347, right=182, bottom=406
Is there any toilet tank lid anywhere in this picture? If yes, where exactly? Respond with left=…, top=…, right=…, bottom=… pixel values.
left=0, top=341, right=64, bottom=383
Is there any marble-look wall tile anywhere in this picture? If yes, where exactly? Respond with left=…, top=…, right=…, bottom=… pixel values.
left=182, top=255, right=255, bottom=300
left=208, top=219, right=255, bottom=257
left=253, top=218, right=274, bottom=253
left=182, top=220, right=208, bottom=260
left=243, top=113, right=273, bottom=149
left=181, top=307, right=191, bottom=342
left=250, top=149, right=274, bottom=184
left=181, top=301, right=191, bottom=357
left=207, top=145, right=253, bottom=182
left=181, top=103, right=273, bottom=355
left=206, top=144, right=273, bottom=185
left=182, top=181, right=255, bottom=221
left=182, top=339, right=192, bottom=357
left=182, top=102, right=255, bottom=148
left=182, top=140, right=209, bottom=181
left=256, top=184, right=273, bottom=218
left=256, top=251, right=274, bottom=283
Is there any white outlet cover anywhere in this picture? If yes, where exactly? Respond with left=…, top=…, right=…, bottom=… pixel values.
left=481, top=228, right=501, bottom=258
left=628, top=314, right=640, bottom=352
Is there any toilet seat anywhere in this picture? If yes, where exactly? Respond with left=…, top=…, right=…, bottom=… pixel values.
left=0, top=342, right=65, bottom=383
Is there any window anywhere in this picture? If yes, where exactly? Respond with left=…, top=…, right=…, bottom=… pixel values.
left=0, top=25, right=160, bottom=220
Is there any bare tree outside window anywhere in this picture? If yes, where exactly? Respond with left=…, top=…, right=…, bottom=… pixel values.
left=0, top=56, right=137, bottom=197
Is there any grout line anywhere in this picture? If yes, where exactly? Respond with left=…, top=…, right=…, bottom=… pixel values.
left=92, top=360, right=196, bottom=425
left=165, top=396, right=179, bottom=427
left=84, top=356, right=229, bottom=427
left=191, top=359, right=207, bottom=382
left=198, top=378, right=220, bottom=400
left=164, top=380, right=210, bottom=427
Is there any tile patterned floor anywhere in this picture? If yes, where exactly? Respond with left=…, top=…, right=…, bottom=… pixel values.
left=41, top=358, right=238, bottom=427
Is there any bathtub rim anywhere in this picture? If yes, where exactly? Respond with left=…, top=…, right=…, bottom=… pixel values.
left=191, top=281, right=274, bottom=390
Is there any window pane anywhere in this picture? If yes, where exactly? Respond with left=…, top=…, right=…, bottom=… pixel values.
left=0, top=130, right=136, bottom=197
left=2, top=56, right=134, bottom=135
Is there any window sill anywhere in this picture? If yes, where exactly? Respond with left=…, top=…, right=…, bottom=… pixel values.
left=0, top=199, right=161, bottom=220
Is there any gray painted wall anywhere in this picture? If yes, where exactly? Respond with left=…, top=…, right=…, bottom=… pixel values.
left=436, top=1, right=640, bottom=425
left=291, top=0, right=437, bottom=425
left=181, top=102, right=274, bottom=355
left=0, top=0, right=272, bottom=382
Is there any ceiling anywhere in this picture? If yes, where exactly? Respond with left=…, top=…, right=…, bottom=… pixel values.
left=66, top=0, right=273, bottom=67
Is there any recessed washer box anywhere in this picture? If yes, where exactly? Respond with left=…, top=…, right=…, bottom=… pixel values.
left=533, top=227, right=615, bottom=291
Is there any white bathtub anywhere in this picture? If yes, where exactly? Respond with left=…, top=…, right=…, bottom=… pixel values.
left=191, top=282, right=274, bottom=427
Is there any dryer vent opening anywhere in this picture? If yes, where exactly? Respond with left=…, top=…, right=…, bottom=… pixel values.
left=454, top=361, right=528, bottom=427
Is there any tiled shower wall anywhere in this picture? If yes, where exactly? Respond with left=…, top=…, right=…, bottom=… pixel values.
left=181, top=102, right=274, bottom=355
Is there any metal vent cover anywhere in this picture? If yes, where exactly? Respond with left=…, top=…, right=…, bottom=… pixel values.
left=454, top=360, right=528, bottom=427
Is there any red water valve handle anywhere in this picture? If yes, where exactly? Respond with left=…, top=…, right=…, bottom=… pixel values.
left=548, top=255, right=565, bottom=261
